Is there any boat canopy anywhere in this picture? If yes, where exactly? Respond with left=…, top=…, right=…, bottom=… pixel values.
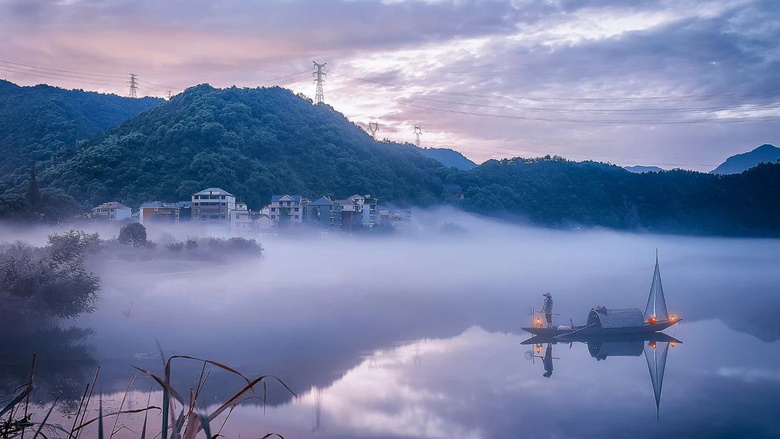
left=587, top=340, right=644, bottom=360
left=587, top=306, right=644, bottom=329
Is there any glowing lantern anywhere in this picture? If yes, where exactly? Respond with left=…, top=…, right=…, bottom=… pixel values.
left=669, top=314, right=677, bottom=322
left=648, top=341, right=656, bottom=349
left=535, top=317, right=542, bottom=327
left=671, top=342, right=677, bottom=347
left=648, top=316, right=657, bottom=324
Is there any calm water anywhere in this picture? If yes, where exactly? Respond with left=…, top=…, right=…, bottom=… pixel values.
left=5, top=220, right=780, bottom=438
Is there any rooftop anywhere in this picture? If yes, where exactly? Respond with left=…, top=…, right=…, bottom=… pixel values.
left=94, top=201, right=131, bottom=210
left=192, top=188, right=233, bottom=196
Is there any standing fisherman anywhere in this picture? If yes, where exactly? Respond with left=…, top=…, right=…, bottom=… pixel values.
left=542, top=292, right=554, bottom=329
left=542, top=343, right=554, bottom=378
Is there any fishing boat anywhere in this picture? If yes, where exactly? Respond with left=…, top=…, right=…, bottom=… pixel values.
left=522, top=251, right=681, bottom=338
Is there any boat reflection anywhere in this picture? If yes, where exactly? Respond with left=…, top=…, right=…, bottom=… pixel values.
left=522, top=332, right=682, bottom=420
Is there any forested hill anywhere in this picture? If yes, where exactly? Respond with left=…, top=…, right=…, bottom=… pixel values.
left=41, top=84, right=450, bottom=208
left=417, top=147, right=477, bottom=170
left=0, top=80, right=162, bottom=176
left=450, top=156, right=780, bottom=236
left=3, top=81, right=779, bottom=236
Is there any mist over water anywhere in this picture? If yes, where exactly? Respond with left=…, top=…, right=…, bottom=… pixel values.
left=3, top=209, right=780, bottom=438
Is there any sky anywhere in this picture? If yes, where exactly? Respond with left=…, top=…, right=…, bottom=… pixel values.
left=0, top=0, right=778, bottom=171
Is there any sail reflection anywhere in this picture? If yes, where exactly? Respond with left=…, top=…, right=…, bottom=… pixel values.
left=523, top=332, right=681, bottom=420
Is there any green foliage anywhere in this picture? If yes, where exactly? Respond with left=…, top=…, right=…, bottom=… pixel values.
left=0, top=80, right=161, bottom=221
left=48, top=230, right=101, bottom=265
left=0, top=232, right=100, bottom=320
left=0, top=79, right=161, bottom=182
left=450, top=157, right=780, bottom=236
left=3, top=80, right=780, bottom=236
left=118, top=222, right=147, bottom=246
left=418, top=147, right=477, bottom=170
left=25, top=165, right=40, bottom=210
left=39, top=85, right=450, bottom=208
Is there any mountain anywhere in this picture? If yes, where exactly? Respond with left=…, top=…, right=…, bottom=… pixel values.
left=450, top=156, right=780, bottom=236
left=0, top=80, right=162, bottom=177
left=2, top=81, right=780, bottom=236
left=711, top=144, right=780, bottom=175
left=624, top=165, right=664, bottom=173
left=417, top=147, right=477, bottom=170
left=40, top=84, right=450, bottom=208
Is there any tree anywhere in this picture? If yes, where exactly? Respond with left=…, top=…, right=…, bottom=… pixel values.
left=26, top=165, right=41, bottom=212
left=118, top=222, right=147, bottom=246
left=0, top=233, right=101, bottom=322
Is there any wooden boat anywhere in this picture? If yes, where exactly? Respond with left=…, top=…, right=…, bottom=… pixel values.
left=521, top=330, right=683, bottom=346
left=522, top=251, right=681, bottom=338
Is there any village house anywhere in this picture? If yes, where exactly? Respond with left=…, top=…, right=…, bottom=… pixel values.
left=306, top=196, right=341, bottom=228
left=91, top=202, right=132, bottom=221
left=255, top=210, right=277, bottom=231
left=350, top=194, right=378, bottom=227
left=266, top=195, right=310, bottom=226
left=139, top=201, right=192, bottom=226
left=192, top=188, right=236, bottom=228
left=330, top=194, right=378, bottom=229
left=229, top=202, right=253, bottom=233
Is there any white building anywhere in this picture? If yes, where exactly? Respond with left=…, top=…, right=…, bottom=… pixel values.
left=229, top=202, right=253, bottom=233
left=266, top=195, right=310, bottom=225
left=192, top=188, right=236, bottom=227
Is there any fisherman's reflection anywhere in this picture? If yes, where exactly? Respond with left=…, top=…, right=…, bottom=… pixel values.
left=542, top=343, right=553, bottom=378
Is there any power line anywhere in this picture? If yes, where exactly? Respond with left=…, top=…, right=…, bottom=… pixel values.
left=354, top=76, right=780, bottom=104
left=0, top=58, right=126, bottom=79
left=0, top=65, right=122, bottom=86
left=138, top=78, right=180, bottom=92
left=405, top=103, right=779, bottom=125
left=261, top=70, right=311, bottom=86
left=409, top=96, right=780, bottom=116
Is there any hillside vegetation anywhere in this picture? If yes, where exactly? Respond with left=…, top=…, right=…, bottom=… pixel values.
left=1, top=81, right=779, bottom=236
left=0, top=80, right=161, bottom=177
left=451, top=156, right=780, bottom=236
left=41, top=85, right=450, bottom=208
left=418, top=147, right=477, bottom=170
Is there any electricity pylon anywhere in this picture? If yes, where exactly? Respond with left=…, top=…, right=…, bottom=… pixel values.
left=414, top=125, right=422, bottom=147
left=312, top=61, right=326, bottom=104
left=368, top=122, right=379, bottom=139
left=128, top=73, right=138, bottom=98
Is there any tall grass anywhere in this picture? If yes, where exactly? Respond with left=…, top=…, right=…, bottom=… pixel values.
left=1, top=353, right=295, bottom=439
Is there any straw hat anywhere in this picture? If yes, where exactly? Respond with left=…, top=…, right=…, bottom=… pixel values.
left=543, top=292, right=552, bottom=297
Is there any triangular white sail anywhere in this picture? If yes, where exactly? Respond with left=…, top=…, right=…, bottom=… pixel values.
left=644, top=341, right=670, bottom=421
left=644, top=250, right=669, bottom=321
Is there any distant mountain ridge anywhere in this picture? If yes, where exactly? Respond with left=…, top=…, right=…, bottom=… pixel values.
left=417, top=147, right=476, bottom=170
left=1, top=80, right=780, bottom=237
left=711, top=144, right=780, bottom=175
left=624, top=165, right=664, bottom=173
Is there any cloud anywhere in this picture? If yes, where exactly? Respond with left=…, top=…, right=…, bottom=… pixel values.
left=0, top=0, right=778, bottom=169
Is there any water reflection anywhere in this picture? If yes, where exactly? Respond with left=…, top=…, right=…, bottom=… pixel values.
left=0, top=324, right=96, bottom=407
left=522, top=332, right=681, bottom=420
left=44, top=321, right=780, bottom=439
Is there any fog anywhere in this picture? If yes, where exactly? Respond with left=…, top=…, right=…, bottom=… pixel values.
left=3, top=208, right=780, bottom=437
